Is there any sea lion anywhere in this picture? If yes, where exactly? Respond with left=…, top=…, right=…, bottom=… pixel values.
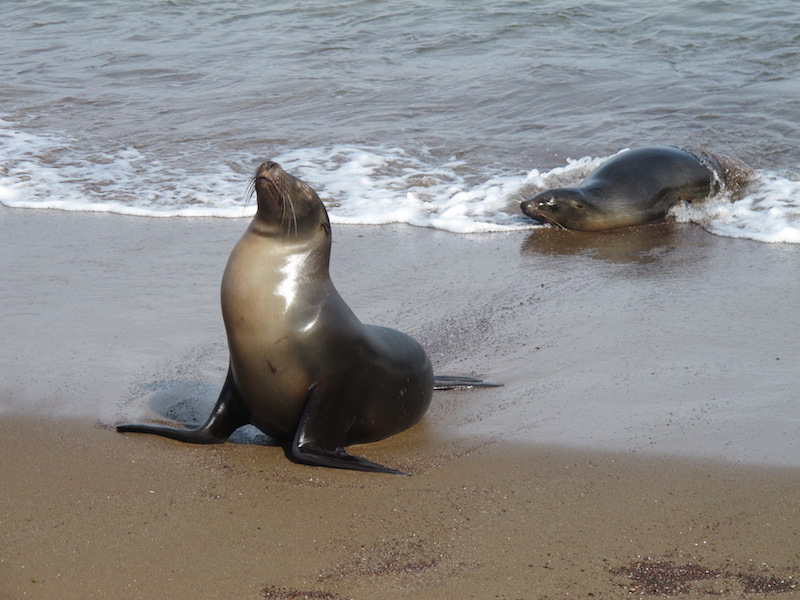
left=118, top=161, right=495, bottom=474
left=520, top=146, right=724, bottom=231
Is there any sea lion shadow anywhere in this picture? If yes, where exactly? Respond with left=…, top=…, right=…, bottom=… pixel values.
left=521, top=222, right=679, bottom=265
left=139, top=380, right=276, bottom=446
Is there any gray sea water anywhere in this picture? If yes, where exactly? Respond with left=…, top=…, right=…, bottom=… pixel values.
left=2, top=0, right=799, bottom=240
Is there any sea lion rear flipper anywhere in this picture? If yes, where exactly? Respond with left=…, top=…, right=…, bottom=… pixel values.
left=289, top=385, right=409, bottom=475
left=433, top=375, right=503, bottom=390
left=117, top=368, right=250, bottom=444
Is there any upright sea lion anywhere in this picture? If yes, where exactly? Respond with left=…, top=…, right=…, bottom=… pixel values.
left=118, top=161, right=495, bottom=474
left=520, top=146, right=725, bottom=231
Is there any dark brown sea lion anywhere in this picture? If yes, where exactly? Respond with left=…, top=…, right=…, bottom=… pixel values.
left=521, top=147, right=725, bottom=231
left=118, top=161, right=496, bottom=474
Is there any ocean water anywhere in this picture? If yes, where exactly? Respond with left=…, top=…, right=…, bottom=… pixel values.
left=1, top=0, right=799, bottom=242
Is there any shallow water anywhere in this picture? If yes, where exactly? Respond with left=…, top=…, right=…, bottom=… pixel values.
left=1, top=0, right=799, bottom=240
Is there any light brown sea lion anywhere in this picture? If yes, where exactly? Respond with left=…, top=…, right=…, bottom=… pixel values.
left=118, top=161, right=496, bottom=474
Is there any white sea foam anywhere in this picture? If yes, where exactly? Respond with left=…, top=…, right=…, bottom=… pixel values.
left=271, top=146, right=535, bottom=233
left=2, top=119, right=799, bottom=242
left=0, top=120, right=253, bottom=218
left=670, top=170, right=800, bottom=244
left=0, top=121, right=537, bottom=232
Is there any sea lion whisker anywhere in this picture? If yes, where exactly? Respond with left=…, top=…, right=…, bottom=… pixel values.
left=278, top=185, right=297, bottom=237
left=291, top=198, right=298, bottom=236
left=290, top=200, right=298, bottom=237
left=244, top=177, right=257, bottom=211
left=278, top=186, right=288, bottom=231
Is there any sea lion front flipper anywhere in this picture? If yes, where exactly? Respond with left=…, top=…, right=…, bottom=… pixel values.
left=289, top=385, right=409, bottom=475
left=117, top=368, right=250, bottom=444
left=289, top=442, right=409, bottom=475
left=433, top=375, right=503, bottom=390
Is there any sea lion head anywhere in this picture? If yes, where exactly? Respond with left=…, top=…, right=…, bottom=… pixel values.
left=521, top=188, right=604, bottom=231
left=250, top=161, right=331, bottom=239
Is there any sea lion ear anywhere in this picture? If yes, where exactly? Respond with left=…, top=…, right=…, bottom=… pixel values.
left=321, top=222, right=331, bottom=237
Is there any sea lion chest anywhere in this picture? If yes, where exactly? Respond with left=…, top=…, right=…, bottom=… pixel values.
left=220, top=231, right=353, bottom=433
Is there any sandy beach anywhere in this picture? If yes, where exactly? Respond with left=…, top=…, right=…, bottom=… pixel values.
left=1, top=206, right=798, bottom=599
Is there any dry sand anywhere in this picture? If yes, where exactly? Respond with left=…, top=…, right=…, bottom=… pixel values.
left=1, top=207, right=798, bottom=599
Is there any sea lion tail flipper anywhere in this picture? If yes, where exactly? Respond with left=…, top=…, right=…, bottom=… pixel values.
left=433, top=375, right=503, bottom=390
left=117, top=369, right=250, bottom=444
left=289, top=386, right=409, bottom=475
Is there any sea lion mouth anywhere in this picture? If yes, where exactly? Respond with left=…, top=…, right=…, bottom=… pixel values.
left=253, top=161, right=284, bottom=196
left=254, top=175, right=280, bottom=200
left=520, top=198, right=566, bottom=229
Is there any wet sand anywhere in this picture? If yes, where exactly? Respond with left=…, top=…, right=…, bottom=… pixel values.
left=1, top=207, right=798, bottom=599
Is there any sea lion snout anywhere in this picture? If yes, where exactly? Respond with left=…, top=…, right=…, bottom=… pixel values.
left=254, top=160, right=284, bottom=184
left=252, top=161, right=287, bottom=218
left=521, top=195, right=556, bottom=222
left=258, top=160, right=282, bottom=176
left=520, top=198, right=536, bottom=217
